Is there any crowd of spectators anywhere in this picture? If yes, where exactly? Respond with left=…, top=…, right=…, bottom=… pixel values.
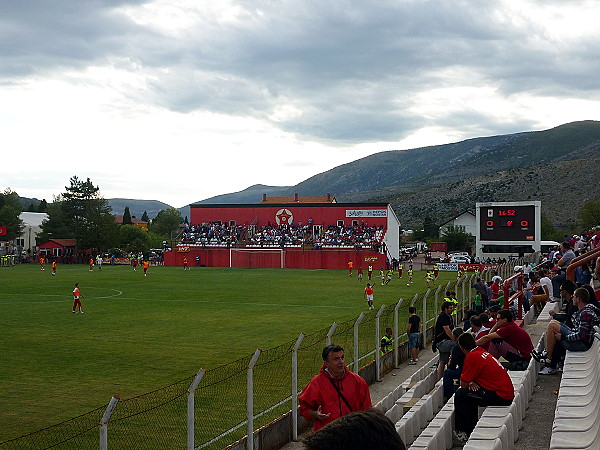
left=178, top=221, right=386, bottom=249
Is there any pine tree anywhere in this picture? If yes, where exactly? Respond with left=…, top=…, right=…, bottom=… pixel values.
left=123, top=206, right=132, bottom=224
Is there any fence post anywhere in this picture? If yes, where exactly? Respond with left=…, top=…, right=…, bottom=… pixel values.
left=422, top=289, right=430, bottom=345
left=353, top=313, right=365, bottom=374
left=394, top=299, right=404, bottom=367
left=434, top=284, right=444, bottom=323
left=375, top=305, right=386, bottom=381
left=410, top=294, right=418, bottom=308
left=292, top=333, right=305, bottom=441
left=326, top=322, right=338, bottom=346
left=247, top=349, right=262, bottom=450
left=99, top=395, right=119, bottom=450
left=187, top=369, right=206, bottom=450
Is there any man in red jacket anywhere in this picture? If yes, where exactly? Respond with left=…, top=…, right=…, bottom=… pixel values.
left=299, top=345, right=372, bottom=431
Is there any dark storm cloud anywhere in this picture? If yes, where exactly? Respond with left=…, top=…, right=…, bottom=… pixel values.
left=0, top=0, right=151, bottom=77
left=2, top=0, right=599, bottom=143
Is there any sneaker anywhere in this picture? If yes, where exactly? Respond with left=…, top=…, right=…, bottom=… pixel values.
left=539, top=366, right=557, bottom=375
left=79, top=311, right=84, bottom=314
left=408, top=361, right=417, bottom=365
left=452, top=430, right=469, bottom=446
left=72, top=311, right=76, bottom=313
left=531, top=349, right=549, bottom=364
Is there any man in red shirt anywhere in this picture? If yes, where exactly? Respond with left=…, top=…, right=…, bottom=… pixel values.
left=489, top=279, right=501, bottom=306
left=72, top=283, right=85, bottom=314
left=364, top=283, right=374, bottom=310
left=299, top=345, right=372, bottom=431
left=476, top=309, right=533, bottom=365
left=453, top=333, right=514, bottom=445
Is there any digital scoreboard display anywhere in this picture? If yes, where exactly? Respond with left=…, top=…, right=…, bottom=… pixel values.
left=479, top=205, right=536, bottom=241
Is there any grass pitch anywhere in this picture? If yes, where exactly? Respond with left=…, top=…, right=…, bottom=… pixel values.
left=0, top=263, right=455, bottom=441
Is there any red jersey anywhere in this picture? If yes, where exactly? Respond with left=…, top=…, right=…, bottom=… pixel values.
left=461, top=347, right=514, bottom=401
left=491, top=282, right=500, bottom=300
left=365, top=286, right=374, bottom=296
left=73, top=287, right=81, bottom=298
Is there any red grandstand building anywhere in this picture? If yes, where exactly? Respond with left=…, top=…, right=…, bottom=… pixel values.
left=163, top=201, right=401, bottom=269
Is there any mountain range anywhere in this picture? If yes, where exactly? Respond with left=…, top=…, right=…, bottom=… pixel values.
left=20, top=120, right=600, bottom=229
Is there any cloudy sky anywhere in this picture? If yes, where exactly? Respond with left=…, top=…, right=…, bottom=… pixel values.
left=1, top=0, right=599, bottom=207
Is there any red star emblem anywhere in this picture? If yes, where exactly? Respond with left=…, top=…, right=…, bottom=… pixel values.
left=276, top=209, right=293, bottom=225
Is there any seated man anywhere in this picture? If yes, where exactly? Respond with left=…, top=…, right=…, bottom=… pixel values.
left=443, top=327, right=465, bottom=401
left=476, top=309, right=534, bottom=366
left=469, top=315, right=490, bottom=350
left=530, top=269, right=553, bottom=312
left=453, top=333, right=514, bottom=446
left=533, top=287, right=600, bottom=374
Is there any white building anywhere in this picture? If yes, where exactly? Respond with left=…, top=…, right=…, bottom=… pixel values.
left=15, top=212, right=48, bottom=256
left=438, top=210, right=476, bottom=237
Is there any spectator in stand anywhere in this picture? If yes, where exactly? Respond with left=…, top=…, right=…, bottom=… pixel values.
left=575, top=262, right=592, bottom=286
left=530, top=269, right=554, bottom=313
left=433, top=302, right=456, bottom=380
left=443, top=327, right=465, bottom=401
left=302, top=408, right=406, bottom=450
left=407, top=307, right=421, bottom=365
left=471, top=277, right=489, bottom=311
left=469, top=315, right=491, bottom=350
left=476, top=309, right=534, bottom=368
left=551, top=242, right=576, bottom=302
left=489, top=278, right=501, bottom=307
left=548, top=280, right=578, bottom=329
left=299, top=345, right=372, bottom=431
left=534, top=287, right=600, bottom=374
left=452, top=333, right=514, bottom=446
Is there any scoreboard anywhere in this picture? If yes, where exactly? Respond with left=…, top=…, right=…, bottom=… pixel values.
left=479, top=204, right=537, bottom=241
left=475, top=201, right=542, bottom=258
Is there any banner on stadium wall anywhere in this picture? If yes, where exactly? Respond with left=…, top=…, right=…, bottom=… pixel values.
left=0, top=226, right=6, bottom=236
left=437, top=263, right=459, bottom=271
left=438, top=263, right=500, bottom=272
left=177, top=246, right=190, bottom=252
left=346, top=209, right=387, bottom=218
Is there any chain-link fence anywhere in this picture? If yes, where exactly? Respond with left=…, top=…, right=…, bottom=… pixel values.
left=3, top=262, right=538, bottom=450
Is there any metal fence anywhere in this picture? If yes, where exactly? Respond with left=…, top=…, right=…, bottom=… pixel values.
left=1, top=259, right=533, bottom=450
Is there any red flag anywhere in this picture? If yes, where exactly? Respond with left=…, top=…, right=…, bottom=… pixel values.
left=0, top=226, right=6, bottom=236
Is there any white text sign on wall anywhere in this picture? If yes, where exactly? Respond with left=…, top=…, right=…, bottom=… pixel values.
left=346, top=209, right=387, bottom=218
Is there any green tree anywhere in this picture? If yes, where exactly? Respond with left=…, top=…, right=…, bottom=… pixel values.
left=26, top=202, right=36, bottom=212
left=37, top=198, right=73, bottom=244
left=119, top=225, right=150, bottom=253
left=123, top=206, right=132, bottom=225
left=151, top=208, right=182, bottom=237
left=37, top=199, right=48, bottom=213
left=141, top=210, right=149, bottom=222
left=38, top=177, right=118, bottom=251
left=423, top=216, right=439, bottom=238
left=578, top=199, right=600, bottom=230
left=540, top=213, right=563, bottom=241
left=0, top=188, right=24, bottom=241
left=440, top=225, right=471, bottom=251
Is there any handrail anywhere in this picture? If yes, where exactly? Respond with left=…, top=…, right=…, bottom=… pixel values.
left=566, top=246, right=600, bottom=282
left=502, top=272, right=524, bottom=319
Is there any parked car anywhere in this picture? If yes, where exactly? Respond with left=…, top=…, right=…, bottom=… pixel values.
left=449, top=255, right=470, bottom=264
